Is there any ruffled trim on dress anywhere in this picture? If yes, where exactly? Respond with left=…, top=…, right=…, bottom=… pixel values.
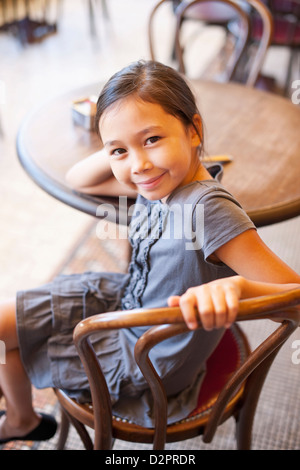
left=121, top=201, right=169, bottom=310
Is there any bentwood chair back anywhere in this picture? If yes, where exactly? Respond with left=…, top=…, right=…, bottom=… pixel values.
left=251, top=0, right=300, bottom=92
left=54, top=288, right=300, bottom=450
left=149, top=0, right=273, bottom=87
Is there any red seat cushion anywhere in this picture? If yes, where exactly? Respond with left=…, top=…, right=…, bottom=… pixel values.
left=252, top=16, right=300, bottom=46
left=189, top=327, right=246, bottom=417
left=269, top=0, right=299, bottom=14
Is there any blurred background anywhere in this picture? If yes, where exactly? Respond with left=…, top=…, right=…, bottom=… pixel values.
left=0, top=0, right=299, bottom=450
left=0, top=0, right=299, bottom=298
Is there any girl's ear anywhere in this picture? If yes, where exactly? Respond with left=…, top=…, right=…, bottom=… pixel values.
left=190, top=114, right=203, bottom=147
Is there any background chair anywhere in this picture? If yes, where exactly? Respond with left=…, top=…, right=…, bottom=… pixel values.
left=54, top=288, right=300, bottom=450
left=87, top=0, right=109, bottom=38
left=0, top=0, right=59, bottom=44
left=251, top=0, right=300, bottom=94
left=149, top=0, right=273, bottom=87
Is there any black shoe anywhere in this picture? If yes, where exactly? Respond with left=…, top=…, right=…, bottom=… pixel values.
left=0, top=411, right=57, bottom=444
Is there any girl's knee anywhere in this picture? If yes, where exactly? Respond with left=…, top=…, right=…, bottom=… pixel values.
left=0, top=299, right=18, bottom=349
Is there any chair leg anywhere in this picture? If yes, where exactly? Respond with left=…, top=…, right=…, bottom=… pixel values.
left=235, top=346, right=281, bottom=450
left=101, top=0, right=109, bottom=20
left=284, top=48, right=297, bottom=97
left=67, top=413, right=94, bottom=450
left=235, top=401, right=254, bottom=450
left=56, top=408, right=70, bottom=450
left=57, top=407, right=94, bottom=450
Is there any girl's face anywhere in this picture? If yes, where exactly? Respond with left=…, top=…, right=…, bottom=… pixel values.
left=99, top=96, right=202, bottom=201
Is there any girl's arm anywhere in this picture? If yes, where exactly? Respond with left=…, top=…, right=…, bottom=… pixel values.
left=168, top=229, right=300, bottom=330
left=65, top=148, right=137, bottom=197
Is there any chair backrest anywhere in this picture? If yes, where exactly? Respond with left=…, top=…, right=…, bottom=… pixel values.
left=175, top=0, right=251, bottom=82
left=148, top=0, right=274, bottom=86
left=252, top=0, right=300, bottom=47
left=73, top=287, right=300, bottom=449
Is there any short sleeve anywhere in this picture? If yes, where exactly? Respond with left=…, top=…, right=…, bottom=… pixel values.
left=193, top=185, right=256, bottom=261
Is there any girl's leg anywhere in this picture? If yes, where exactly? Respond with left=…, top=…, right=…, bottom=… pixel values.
left=0, top=299, right=41, bottom=440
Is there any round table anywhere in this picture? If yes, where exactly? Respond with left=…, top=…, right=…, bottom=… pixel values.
left=16, top=80, right=300, bottom=227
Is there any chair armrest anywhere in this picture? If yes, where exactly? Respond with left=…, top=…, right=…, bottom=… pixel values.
left=72, top=287, right=300, bottom=448
left=74, top=287, right=300, bottom=338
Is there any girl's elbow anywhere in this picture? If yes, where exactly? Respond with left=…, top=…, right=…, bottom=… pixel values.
left=65, top=167, right=84, bottom=190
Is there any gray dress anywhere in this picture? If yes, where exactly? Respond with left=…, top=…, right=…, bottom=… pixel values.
left=16, top=171, right=255, bottom=427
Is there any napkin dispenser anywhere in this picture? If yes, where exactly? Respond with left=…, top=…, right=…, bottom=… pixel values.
left=71, top=96, right=97, bottom=131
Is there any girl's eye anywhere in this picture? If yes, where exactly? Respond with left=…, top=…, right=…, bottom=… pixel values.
left=111, top=148, right=126, bottom=157
left=145, top=136, right=160, bottom=145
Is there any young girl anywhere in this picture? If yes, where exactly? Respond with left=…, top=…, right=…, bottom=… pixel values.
left=0, top=60, right=299, bottom=443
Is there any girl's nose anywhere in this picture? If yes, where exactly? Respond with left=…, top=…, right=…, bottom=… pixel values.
left=131, top=151, right=153, bottom=174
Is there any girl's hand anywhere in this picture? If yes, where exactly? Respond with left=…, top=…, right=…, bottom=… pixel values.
left=168, top=276, right=243, bottom=331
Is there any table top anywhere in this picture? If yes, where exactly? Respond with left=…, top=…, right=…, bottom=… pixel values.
left=16, top=80, right=300, bottom=227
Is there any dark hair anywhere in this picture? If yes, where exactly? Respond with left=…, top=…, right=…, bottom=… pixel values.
left=95, top=60, right=204, bottom=153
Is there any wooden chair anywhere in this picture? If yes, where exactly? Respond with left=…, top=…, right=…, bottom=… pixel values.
left=251, top=0, right=300, bottom=93
left=156, top=0, right=246, bottom=61
left=149, top=0, right=273, bottom=87
left=0, top=0, right=58, bottom=44
left=87, top=0, right=109, bottom=37
left=54, top=288, right=300, bottom=450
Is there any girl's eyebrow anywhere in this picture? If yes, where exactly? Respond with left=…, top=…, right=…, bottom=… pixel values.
left=136, top=126, right=163, bottom=136
left=104, top=139, right=123, bottom=148
left=104, top=126, right=163, bottom=148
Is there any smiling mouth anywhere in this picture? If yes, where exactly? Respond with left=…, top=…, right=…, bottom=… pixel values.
left=135, top=172, right=167, bottom=189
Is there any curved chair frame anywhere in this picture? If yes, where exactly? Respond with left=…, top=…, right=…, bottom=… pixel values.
left=55, top=288, right=300, bottom=450
left=149, top=0, right=274, bottom=87
left=252, top=0, right=300, bottom=92
left=174, top=0, right=251, bottom=82
left=148, top=0, right=250, bottom=76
